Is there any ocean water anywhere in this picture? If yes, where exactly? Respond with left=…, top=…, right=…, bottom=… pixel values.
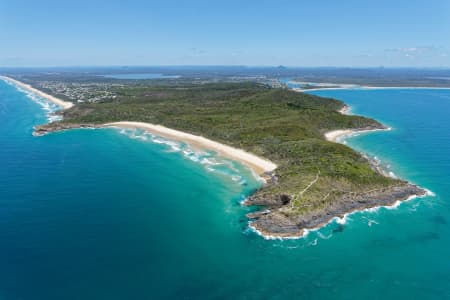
left=1, top=80, right=450, bottom=300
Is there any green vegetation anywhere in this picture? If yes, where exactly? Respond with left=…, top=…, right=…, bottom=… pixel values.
left=57, top=82, right=399, bottom=214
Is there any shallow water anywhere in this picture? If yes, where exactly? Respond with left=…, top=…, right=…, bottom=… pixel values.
left=1, top=81, right=449, bottom=299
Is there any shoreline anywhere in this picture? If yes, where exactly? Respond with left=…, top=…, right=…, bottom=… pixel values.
left=246, top=103, right=431, bottom=240
left=0, top=76, right=74, bottom=110
left=103, top=121, right=277, bottom=176
left=32, top=110, right=430, bottom=241
left=338, top=105, right=351, bottom=115
left=325, top=103, right=389, bottom=143
left=324, top=127, right=391, bottom=143
left=293, top=85, right=450, bottom=93
left=249, top=188, right=434, bottom=240
left=33, top=121, right=277, bottom=177
left=3, top=78, right=275, bottom=178
left=23, top=79, right=432, bottom=240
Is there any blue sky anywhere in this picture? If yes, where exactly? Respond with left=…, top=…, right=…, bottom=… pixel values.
left=1, top=0, right=449, bottom=67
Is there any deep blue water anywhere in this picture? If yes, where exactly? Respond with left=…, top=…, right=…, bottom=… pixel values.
left=1, top=80, right=450, bottom=299
left=102, top=73, right=181, bottom=79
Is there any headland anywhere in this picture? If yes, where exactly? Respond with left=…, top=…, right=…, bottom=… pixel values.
left=8, top=77, right=427, bottom=239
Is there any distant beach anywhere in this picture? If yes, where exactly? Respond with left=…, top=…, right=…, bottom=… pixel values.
left=0, top=76, right=74, bottom=110
left=325, top=129, right=356, bottom=143
left=324, top=127, right=391, bottom=143
left=104, top=121, right=277, bottom=176
left=294, top=85, right=450, bottom=93
left=324, top=104, right=389, bottom=143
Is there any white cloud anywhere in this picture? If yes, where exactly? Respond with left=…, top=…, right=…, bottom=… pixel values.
left=383, top=46, right=450, bottom=60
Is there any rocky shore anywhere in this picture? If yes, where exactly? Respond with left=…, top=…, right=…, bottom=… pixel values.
left=35, top=122, right=427, bottom=240
left=16, top=76, right=432, bottom=241
left=245, top=182, right=427, bottom=238
left=33, top=123, right=101, bottom=136
left=243, top=123, right=428, bottom=239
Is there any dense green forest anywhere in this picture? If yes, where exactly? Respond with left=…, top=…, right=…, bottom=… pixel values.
left=54, top=82, right=400, bottom=215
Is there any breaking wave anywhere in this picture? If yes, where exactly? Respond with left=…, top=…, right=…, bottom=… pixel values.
left=4, top=80, right=62, bottom=122
left=116, top=128, right=251, bottom=186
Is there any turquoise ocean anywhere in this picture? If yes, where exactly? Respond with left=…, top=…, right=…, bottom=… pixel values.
left=1, top=79, right=450, bottom=299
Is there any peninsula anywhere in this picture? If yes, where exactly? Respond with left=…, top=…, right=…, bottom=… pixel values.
left=5, top=77, right=426, bottom=238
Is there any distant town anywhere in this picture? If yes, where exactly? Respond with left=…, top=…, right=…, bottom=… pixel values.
left=36, top=80, right=119, bottom=103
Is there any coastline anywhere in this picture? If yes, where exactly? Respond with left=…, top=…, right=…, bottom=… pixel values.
left=104, top=121, right=277, bottom=176
left=246, top=103, right=430, bottom=240
left=34, top=121, right=277, bottom=176
left=32, top=107, right=429, bottom=241
left=324, top=127, right=391, bottom=143
left=2, top=77, right=275, bottom=176
left=19, top=78, right=431, bottom=240
left=362, top=86, right=450, bottom=90
left=325, top=103, right=390, bottom=144
left=5, top=79, right=275, bottom=177
left=249, top=188, right=433, bottom=240
left=0, top=76, right=74, bottom=110
left=294, top=85, right=450, bottom=93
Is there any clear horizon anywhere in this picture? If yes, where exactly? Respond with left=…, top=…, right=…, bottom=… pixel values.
left=1, top=0, right=450, bottom=68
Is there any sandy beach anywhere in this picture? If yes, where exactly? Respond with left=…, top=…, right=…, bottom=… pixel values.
left=338, top=105, right=350, bottom=114
left=104, top=121, right=277, bottom=175
left=324, top=103, right=388, bottom=142
left=324, top=129, right=356, bottom=142
left=362, top=86, right=450, bottom=90
left=325, top=104, right=360, bottom=142
left=294, top=85, right=450, bottom=93
left=325, top=127, right=391, bottom=143
left=0, top=76, right=74, bottom=109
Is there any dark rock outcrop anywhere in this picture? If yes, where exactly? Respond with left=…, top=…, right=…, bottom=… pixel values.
left=245, top=193, right=291, bottom=207
left=33, top=123, right=100, bottom=136
left=246, top=183, right=427, bottom=238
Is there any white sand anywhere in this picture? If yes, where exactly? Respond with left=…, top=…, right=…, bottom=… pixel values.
left=294, top=85, right=450, bottom=93
left=104, top=121, right=277, bottom=175
left=362, top=86, right=450, bottom=90
left=0, top=76, right=74, bottom=109
left=324, top=104, right=390, bottom=142
left=0, top=76, right=276, bottom=174
left=338, top=105, right=350, bottom=115
left=324, top=129, right=355, bottom=142
left=325, top=127, right=392, bottom=143
left=325, top=104, right=356, bottom=142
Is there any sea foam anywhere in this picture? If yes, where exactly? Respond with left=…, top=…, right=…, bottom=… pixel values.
left=116, top=128, right=252, bottom=186
left=3, top=80, right=62, bottom=122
